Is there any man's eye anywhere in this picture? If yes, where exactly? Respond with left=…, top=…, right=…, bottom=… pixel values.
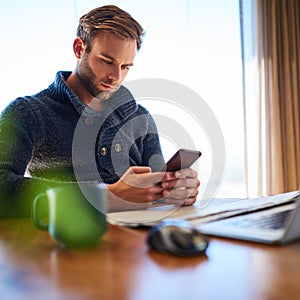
left=102, top=59, right=112, bottom=65
left=122, top=65, right=131, bottom=71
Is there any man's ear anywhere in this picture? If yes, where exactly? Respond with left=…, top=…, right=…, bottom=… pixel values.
left=73, top=37, right=86, bottom=58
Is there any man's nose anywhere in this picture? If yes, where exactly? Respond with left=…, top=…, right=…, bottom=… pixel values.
left=107, top=65, right=122, bottom=83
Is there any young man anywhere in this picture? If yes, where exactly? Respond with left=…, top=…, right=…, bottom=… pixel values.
left=0, top=5, right=200, bottom=217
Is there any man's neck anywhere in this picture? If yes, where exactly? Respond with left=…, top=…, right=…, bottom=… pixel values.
left=66, top=72, right=105, bottom=112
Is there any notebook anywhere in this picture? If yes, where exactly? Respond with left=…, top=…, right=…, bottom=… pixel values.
left=197, top=197, right=300, bottom=244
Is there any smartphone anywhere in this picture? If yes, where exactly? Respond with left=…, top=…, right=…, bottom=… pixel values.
left=162, top=149, right=202, bottom=172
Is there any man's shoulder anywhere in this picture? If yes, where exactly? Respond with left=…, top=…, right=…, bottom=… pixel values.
left=7, top=90, right=49, bottom=109
left=1, top=86, right=55, bottom=125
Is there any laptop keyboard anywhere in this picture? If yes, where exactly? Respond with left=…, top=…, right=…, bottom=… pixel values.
left=226, top=210, right=291, bottom=230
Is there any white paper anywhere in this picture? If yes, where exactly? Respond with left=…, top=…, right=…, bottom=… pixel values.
left=107, top=190, right=300, bottom=227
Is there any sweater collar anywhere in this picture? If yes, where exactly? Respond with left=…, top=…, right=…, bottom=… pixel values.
left=50, top=71, right=138, bottom=120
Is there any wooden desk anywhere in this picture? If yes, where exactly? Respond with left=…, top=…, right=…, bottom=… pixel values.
left=1, top=219, right=300, bottom=300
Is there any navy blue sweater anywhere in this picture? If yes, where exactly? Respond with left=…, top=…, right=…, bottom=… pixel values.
left=0, top=71, right=164, bottom=217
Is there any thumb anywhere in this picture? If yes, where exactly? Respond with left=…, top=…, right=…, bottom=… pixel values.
left=130, top=166, right=152, bottom=174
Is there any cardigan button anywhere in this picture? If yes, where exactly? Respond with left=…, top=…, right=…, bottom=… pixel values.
left=100, top=147, right=107, bottom=156
left=114, top=143, right=122, bottom=152
left=85, top=116, right=93, bottom=125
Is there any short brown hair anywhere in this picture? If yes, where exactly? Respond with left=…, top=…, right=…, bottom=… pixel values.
left=77, top=5, right=144, bottom=52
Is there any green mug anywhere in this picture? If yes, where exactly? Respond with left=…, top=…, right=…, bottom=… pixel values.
left=32, top=183, right=107, bottom=248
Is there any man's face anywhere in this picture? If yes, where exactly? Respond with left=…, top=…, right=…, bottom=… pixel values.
left=77, top=32, right=137, bottom=99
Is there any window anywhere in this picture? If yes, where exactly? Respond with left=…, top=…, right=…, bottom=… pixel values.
left=0, top=0, right=245, bottom=199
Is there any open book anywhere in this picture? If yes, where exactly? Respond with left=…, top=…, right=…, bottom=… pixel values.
left=107, top=191, right=300, bottom=227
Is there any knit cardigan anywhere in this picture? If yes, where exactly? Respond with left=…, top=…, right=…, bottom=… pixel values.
left=0, top=71, right=164, bottom=217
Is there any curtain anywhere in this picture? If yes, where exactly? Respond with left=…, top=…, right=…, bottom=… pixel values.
left=240, top=0, right=300, bottom=196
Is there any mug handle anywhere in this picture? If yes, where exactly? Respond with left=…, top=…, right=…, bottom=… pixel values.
left=32, top=193, right=49, bottom=230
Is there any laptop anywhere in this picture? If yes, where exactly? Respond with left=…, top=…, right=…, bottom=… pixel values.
left=197, top=197, right=300, bottom=244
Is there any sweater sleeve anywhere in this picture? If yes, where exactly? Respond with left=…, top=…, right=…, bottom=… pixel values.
left=0, top=99, right=61, bottom=218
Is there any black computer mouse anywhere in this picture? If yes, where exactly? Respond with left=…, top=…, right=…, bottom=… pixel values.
left=147, top=219, right=209, bottom=256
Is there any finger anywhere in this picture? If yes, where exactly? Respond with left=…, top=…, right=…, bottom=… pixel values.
left=161, top=178, right=200, bottom=189
left=131, top=184, right=167, bottom=203
left=162, top=187, right=197, bottom=199
left=182, top=197, right=197, bottom=206
left=175, top=168, right=198, bottom=178
left=122, top=170, right=167, bottom=189
left=157, top=171, right=177, bottom=182
left=130, top=166, right=152, bottom=174
left=151, top=189, right=198, bottom=206
left=163, top=191, right=198, bottom=205
left=139, top=171, right=178, bottom=186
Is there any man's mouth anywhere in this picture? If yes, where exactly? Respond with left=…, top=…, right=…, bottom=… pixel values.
left=100, top=83, right=117, bottom=90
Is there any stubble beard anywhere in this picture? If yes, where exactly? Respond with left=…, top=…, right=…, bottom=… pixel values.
left=78, top=53, right=120, bottom=101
